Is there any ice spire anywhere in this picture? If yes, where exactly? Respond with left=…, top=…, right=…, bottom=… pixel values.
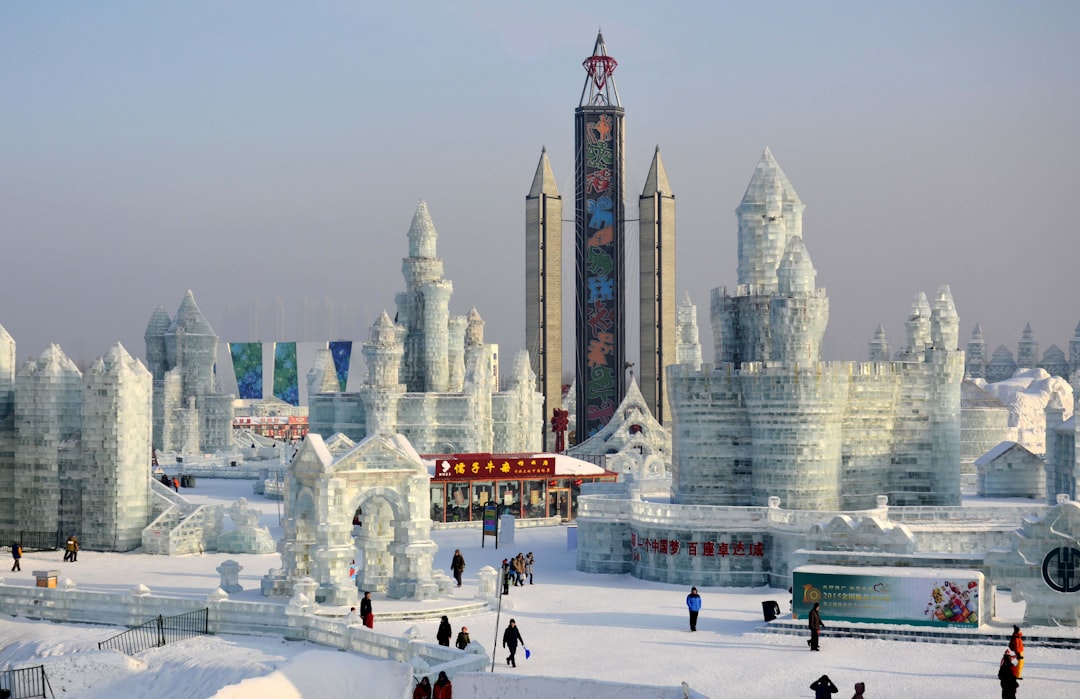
left=1017, top=322, right=1038, bottom=369
left=407, top=200, right=438, bottom=259
left=736, top=148, right=805, bottom=290
left=930, top=285, right=959, bottom=350
left=776, top=235, right=816, bottom=296
left=170, top=290, right=215, bottom=336
left=869, top=324, right=890, bottom=362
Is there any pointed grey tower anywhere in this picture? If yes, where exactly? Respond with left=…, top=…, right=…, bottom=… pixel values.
left=639, top=146, right=676, bottom=424
left=770, top=234, right=828, bottom=362
left=869, top=324, right=890, bottom=362
left=966, top=324, right=987, bottom=379
left=526, top=147, right=563, bottom=449
left=1017, top=322, right=1038, bottom=369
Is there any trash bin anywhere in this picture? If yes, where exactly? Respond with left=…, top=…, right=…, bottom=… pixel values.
left=761, top=600, right=781, bottom=622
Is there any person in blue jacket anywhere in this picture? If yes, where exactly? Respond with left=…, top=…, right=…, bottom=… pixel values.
left=686, top=586, right=702, bottom=631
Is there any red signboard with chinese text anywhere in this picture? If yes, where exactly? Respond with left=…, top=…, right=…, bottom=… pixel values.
left=433, top=455, right=556, bottom=481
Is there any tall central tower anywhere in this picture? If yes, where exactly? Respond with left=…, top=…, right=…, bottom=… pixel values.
left=576, top=31, right=626, bottom=440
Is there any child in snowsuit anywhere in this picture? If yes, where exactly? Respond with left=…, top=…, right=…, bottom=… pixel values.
left=455, top=626, right=470, bottom=650
left=10, top=541, right=21, bottom=572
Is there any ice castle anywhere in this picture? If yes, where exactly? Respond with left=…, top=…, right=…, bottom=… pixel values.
left=669, top=148, right=964, bottom=511
left=309, top=202, right=544, bottom=453
left=0, top=328, right=152, bottom=551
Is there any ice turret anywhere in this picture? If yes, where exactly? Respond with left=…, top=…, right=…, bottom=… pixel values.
left=869, top=324, right=890, bottom=362
left=930, top=285, right=959, bottom=350
left=144, top=305, right=171, bottom=381
left=898, top=292, right=932, bottom=358
left=966, top=324, right=987, bottom=378
left=165, top=291, right=218, bottom=398
left=986, top=345, right=1018, bottom=382
left=0, top=323, right=14, bottom=418
left=676, top=292, right=702, bottom=370
left=736, top=148, right=804, bottom=291
left=1017, top=322, right=1039, bottom=369
left=407, top=200, right=438, bottom=260
left=776, top=235, right=816, bottom=296
left=1038, top=345, right=1069, bottom=379
left=363, top=311, right=405, bottom=388
left=1070, top=321, right=1080, bottom=375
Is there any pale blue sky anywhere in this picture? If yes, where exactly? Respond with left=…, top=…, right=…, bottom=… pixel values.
left=2, top=1, right=1077, bottom=371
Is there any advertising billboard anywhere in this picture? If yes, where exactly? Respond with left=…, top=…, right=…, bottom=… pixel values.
left=792, top=566, right=983, bottom=628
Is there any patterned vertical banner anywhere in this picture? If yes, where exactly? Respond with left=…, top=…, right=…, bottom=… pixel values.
left=577, top=108, right=623, bottom=439
left=329, top=341, right=353, bottom=392
left=273, top=342, right=299, bottom=406
left=229, top=342, right=264, bottom=399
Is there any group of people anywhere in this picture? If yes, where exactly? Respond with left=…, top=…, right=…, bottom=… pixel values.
left=998, top=625, right=1025, bottom=698
left=501, top=552, right=534, bottom=593
left=9, top=534, right=79, bottom=572
left=436, top=614, right=473, bottom=653
left=158, top=473, right=180, bottom=492
left=344, top=591, right=376, bottom=629
left=411, top=670, right=452, bottom=699
left=809, top=675, right=864, bottom=698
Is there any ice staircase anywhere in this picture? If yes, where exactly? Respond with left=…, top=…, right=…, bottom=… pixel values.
left=141, top=479, right=224, bottom=555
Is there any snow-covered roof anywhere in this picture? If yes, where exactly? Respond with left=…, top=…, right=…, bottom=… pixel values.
left=973, top=440, right=1040, bottom=467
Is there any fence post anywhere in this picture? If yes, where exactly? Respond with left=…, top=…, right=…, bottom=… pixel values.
left=157, top=615, right=165, bottom=648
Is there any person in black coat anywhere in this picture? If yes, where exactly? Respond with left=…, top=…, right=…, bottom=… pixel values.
left=360, top=591, right=374, bottom=628
left=436, top=615, right=452, bottom=646
left=502, top=619, right=524, bottom=668
left=809, top=674, right=838, bottom=698
left=808, top=602, right=824, bottom=651
left=998, top=650, right=1019, bottom=699
left=450, top=549, right=465, bottom=587
left=455, top=626, right=471, bottom=650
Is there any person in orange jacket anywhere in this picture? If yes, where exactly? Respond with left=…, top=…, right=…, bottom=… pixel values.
left=1008, top=625, right=1024, bottom=679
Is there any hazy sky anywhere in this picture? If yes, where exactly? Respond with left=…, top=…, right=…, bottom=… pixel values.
left=3, top=1, right=1077, bottom=373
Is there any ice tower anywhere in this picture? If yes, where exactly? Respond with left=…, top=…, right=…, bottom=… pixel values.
left=639, top=147, right=677, bottom=425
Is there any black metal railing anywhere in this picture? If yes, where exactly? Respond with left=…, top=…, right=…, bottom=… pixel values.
left=98, top=609, right=209, bottom=655
left=2, top=531, right=62, bottom=553
left=0, top=664, right=53, bottom=699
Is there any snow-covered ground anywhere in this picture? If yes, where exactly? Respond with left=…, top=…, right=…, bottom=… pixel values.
left=2, top=478, right=1078, bottom=698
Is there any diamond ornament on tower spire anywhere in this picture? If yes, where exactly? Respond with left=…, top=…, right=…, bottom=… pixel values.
left=579, top=30, right=621, bottom=108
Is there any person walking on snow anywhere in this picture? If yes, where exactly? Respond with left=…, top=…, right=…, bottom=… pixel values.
left=810, top=674, right=838, bottom=698
left=525, top=552, right=534, bottom=584
left=502, top=619, right=524, bottom=667
left=1009, top=625, right=1024, bottom=680
left=64, top=534, right=78, bottom=562
left=360, top=591, right=374, bottom=628
left=436, top=615, right=452, bottom=646
left=686, top=586, right=702, bottom=631
left=808, top=602, right=824, bottom=651
left=454, top=626, right=471, bottom=650
left=450, top=549, right=465, bottom=587
left=10, top=541, right=21, bottom=572
left=998, top=650, right=1019, bottom=699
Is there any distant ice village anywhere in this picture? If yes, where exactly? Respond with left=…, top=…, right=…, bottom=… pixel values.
left=1, top=30, right=1079, bottom=695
